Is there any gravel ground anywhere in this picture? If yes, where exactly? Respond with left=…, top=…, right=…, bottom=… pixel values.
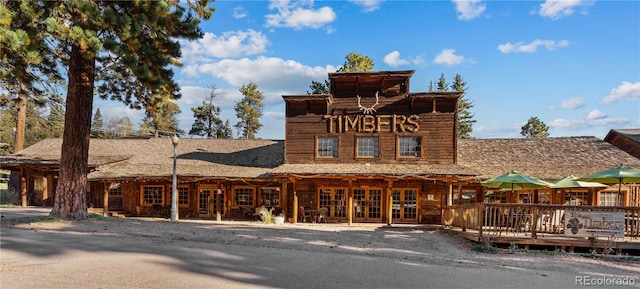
left=1, top=207, right=639, bottom=284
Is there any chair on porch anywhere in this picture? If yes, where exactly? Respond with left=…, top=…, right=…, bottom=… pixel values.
left=316, top=207, right=328, bottom=223
left=298, top=206, right=311, bottom=223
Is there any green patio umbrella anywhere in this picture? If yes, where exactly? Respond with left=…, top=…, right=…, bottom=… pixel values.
left=551, top=175, right=609, bottom=189
left=578, top=164, right=640, bottom=194
left=481, top=170, right=553, bottom=193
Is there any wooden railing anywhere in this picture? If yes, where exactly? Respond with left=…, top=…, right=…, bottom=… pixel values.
left=443, top=204, right=640, bottom=238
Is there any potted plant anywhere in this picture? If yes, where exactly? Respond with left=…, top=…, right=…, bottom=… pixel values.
left=273, top=213, right=285, bottom=225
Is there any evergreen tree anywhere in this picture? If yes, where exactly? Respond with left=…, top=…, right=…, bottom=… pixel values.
left=0, top=1, right=65, bottom=152
left=142, top=99, right=184, bottom=138
left=307, top=52, right=373, bottom=94
left=338, top=52, right=375, bottom=72
left=450, top=74, right=475, bottom=139
left=46, top=98, right=65, bottom=138
left=2, top=1, right=214, bottom=219
left=189, top=86, right=223, bottom=138
left=436, top=73, right=448, bottom=91
left=219, top=119, right=233, bottom=139
left=521, top=117, right=550, bottom=138
left=91, top=108, right=104, bottom=138
left=307, top=79, right=330, bottom=94
left=234, top=81, right=264, bottom=139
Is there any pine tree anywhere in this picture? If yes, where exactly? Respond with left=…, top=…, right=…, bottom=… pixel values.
left=307, top=80, right=330, bottom=94
left=189, top=86, right=223, bottom=138
left=91, top=108, right=104, bottom=138
left=142, top=99, right=184, bottom=138
left=234, top=82, right=264, bottom=139
left=521, top=117, right=550, bottom=138
left=3, top=1, right=214, bottom=219
left=437, top=73, right=448, bottom=91
left=219, top=119, right=233, bottom=139
left=337, top=52, right=375, bottom=72
left=450, top=74, right=475, bottom=139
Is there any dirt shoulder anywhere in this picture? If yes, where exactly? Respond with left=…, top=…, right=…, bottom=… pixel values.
left=1, top=206, right=639, bottom=280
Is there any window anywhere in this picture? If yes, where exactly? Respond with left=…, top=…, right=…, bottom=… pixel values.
left=398, top=137, right=421, bottom=157
left=453, top=190, right=476, bottom=204
left=565, top=191, right=590, bottom=205
left=169, top=185, right=190, bottom=207
left=317, top=137, right=338, bottom=157
left=357, top=137, right=379, bottom=157
left=143, top=185, right=164, bottom=205
left=260, top=188, right=280, bottom=207
left=599, top=192, right=623, bottom=207
left=234, top=187, right=254, bottom=207
left=484, top=190, right=507, bottom=203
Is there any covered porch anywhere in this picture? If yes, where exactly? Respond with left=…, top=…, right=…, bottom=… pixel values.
left=443, top=203, right=640, bottom=253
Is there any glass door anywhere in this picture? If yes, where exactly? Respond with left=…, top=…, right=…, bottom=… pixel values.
left=353, top=188, right=382, bottom=222
left=391, top=189, right=418, bottom=222
left=199, top=186, right=224, bottom=217
left=319, top=188, right=347, bottom=220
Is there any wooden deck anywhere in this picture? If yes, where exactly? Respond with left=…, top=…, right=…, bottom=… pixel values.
left=443, top=203, right=640, bottom=254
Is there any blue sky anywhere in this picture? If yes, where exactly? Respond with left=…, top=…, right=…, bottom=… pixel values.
left=96, top=0, right=640, bottom=140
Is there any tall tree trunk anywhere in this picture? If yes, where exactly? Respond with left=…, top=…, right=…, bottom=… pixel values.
left=13, top=91, right=26, bottom=153
left=50, top=45, right=95, bottom=220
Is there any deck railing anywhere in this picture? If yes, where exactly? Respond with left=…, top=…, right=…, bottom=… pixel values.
left=443, top=203, right=640, bottom=238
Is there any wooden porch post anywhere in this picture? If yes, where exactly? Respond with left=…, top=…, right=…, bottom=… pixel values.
left=20, top=168, right=27, bottom=207
left=103, top=182, right=109, bottom=217
left=293, top=191, right=298, bottom=224
left=347, top=179, right=353, bottom=226
left=387, top=194, right=393, bottom=226
left=386, top=180, right=393, bottom=226
left=41, top=175, right=48, bottom=206
left=216, top=188, right=222, bottom=222
left=477, top=203, right=484, bottom=238
left=530, top=206, right=538, bottom=239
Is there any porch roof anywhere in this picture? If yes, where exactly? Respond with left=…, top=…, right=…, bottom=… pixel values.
left=2, top=136, right=639, bottom=182
left=271, top=163, right=478, bottom=180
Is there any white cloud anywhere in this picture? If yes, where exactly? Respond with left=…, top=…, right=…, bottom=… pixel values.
left=539, top=0, right=594, bottom=20
left=433, top=49, right=467, bottom=66
left=587, top=109, right=606, bottom=120
left=452, top=0, right=486, bottom=20
left=497, top=39, right=569, bottom=53
left=383, top=51, right=409, bottom=67
left=384, top=51, right=424, bottom=67
left=181, top=56, right=337, bottom=103
left=348, top=0, right=384, bottom=13
left=233, top=6, right=248, bottom=19
left=603, top=81, right=640, bottom=104
left=180, top=30, right=269, bottom=61
left=549, top=97, right=584, bottom=109
left=265, top=0, right=336, bottom=30
left=549, top=111, right=628, bottom=130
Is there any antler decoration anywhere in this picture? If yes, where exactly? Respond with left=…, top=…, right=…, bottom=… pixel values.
left=356, top=91, right=379, bottom=115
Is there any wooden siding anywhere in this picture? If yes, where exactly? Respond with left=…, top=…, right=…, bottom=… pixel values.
left=284, top=72, right=460, bottom=165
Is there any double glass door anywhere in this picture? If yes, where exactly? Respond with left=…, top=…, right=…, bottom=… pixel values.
left=391, top=189, right=418, bottom=222
left=353, top=188, right=382, bottom=222
left=199, top=186, right=224, bottom=217
left=319, top=188, right=347, bottom=220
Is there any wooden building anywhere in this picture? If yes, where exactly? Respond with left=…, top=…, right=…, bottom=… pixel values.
left=605, top=128, right=640, bottom=160
left=2, top=70, right=640, bottom=225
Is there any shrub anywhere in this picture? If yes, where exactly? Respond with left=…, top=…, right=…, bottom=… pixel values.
left=0, top=188, right=20, bottom=205
left=257, top=206, right=274, bottom=224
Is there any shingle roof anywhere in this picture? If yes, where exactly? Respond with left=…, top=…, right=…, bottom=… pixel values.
left=3, top=136, right=640, bottom=182
left=458, top=136, right=640, bottom=180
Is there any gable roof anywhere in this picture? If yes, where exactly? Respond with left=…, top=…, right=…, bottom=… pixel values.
left=3, top=136, right=640, bottom=182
